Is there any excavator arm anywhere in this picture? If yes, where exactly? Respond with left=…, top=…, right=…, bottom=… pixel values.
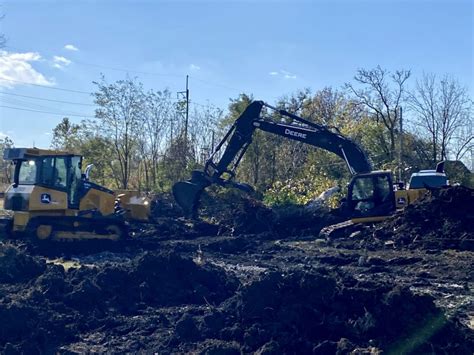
left=172, top=100, right=372, bottom=216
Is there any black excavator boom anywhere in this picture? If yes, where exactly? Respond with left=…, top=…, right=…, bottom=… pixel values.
left=172, top=100, right=372, bottom=216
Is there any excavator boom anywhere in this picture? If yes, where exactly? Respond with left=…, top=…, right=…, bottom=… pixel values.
left=173, top=101, right=372, bottom=216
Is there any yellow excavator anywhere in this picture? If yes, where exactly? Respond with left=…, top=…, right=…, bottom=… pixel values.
left=172, top=101, right=448, bottom=231
left=0, top=147, right=151, bottom=241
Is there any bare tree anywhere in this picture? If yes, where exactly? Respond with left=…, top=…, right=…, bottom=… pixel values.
left=409, top=73, right=472, bottom=162
left=93, top=76, right=145, bottom=189
left=189, top=103, right=223, bottom=165
left=138, top=89, right=173, bottom=190
left=345, top=66, right=411, bottom=160
left=438, top=76, right=471, bottom=160
left=452, top=121, right=473, bottom=162
left=408, top=73, right=439, bottom=163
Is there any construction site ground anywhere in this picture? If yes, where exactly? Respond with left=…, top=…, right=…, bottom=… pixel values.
left=0, top=186, right=473, bottom=354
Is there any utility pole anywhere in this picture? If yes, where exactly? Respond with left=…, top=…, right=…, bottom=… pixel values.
left=177, top=75, right=190, bottom=141
left=185, top=75, right=189, bottom=143
left=177, top=75, right=190, bottom=165
left=398, top=106, right=403, bottom=182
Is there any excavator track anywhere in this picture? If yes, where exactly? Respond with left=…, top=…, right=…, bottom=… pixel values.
left=319, top=220, right=363, bottom=240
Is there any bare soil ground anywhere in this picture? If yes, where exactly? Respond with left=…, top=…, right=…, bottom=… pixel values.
left=0, top=186, right=473, bottom=354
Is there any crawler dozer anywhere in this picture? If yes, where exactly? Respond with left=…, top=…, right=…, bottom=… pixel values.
left=0, top=148, right=151, bottom=241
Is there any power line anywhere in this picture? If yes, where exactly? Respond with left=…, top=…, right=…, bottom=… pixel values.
left=0, top=78, right=91, bottom=95
left=0, top=95, right=92, bottom=116
left=0, top=105, right=95, bottom=118
left=4, top=45, right=248, bottom=95
left=0, top=91, right=95, bottom=106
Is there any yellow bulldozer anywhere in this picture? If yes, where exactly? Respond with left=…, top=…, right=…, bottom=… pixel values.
left=0, top=147, right=151, bottom=241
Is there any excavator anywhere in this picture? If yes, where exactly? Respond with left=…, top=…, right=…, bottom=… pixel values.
left=0, top=147, right=151, bottom=241
left=172, top=101, right=440, bottom=231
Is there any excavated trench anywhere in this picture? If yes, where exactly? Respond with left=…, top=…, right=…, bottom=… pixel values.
left=0, top=186, right=473, bottom=354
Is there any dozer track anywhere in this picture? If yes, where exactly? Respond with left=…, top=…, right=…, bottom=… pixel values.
left=25, top=216, right=128, bottom=241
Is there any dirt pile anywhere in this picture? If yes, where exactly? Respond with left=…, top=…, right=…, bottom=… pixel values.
left=1, top=186, right=473, bottom=353
left=373, top=186, right=474, bottom=250
left=196, top=188, right=340, bottom=238
left=1, top=241, right=473, bottom=353
left=0, top=249, right=238, bottom=354
left=198, top=189, right=275, bottom=235
left=272, top=204, right=343, bottom=238
left=0, top=244, right=45, bottom=283
left=164, top=269, right=473, bottom=354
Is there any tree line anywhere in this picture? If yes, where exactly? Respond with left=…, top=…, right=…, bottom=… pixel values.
left=1, top=66, right=472, bottom=202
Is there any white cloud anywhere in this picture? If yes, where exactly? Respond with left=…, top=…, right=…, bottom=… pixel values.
left=64, top=44, right=79, bottom=51
left=0, top=131, right=7, bottom=139
left=0, top=50, right=54, bottom=87
left=189, top=64, right=201, bottom=71
left=268, top=69, right=297, bottom=80
left=52, top=55, right=72, bottom=69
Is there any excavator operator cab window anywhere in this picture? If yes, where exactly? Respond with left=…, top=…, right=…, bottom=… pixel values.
left=348, top=173, right=395, bottom=218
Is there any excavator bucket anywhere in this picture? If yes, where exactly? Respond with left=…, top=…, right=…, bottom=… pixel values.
left=172, top=181, right=203, bottom=216
left=172, top=171, right=211, bottom=217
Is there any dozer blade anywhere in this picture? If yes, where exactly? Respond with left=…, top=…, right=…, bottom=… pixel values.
left=0, top=216, right=13, bottom=239
left=172, top=181, right=207, bottom=217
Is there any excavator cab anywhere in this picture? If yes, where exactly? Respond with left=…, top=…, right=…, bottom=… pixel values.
left=346, top=171, right=396, bottom=223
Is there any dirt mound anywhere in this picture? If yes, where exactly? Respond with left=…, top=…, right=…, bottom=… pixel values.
left=193, top=270, right=473, bottom=354
left=199, top=189, right=275, bottom=235
left=373, top=186, right=474, bottom=250
left=0, top=248, right=238, bottom=353
left=1, top=185, right=473, bottom=353
left=150, top=192, right=183, bottom=218
left=0, top=244, right=45, bottom=283
left=1, top=242, right=473, bottom=353
left=272, top=204, right=343, bottom=238
left=196, top=188, right=340, bottom=238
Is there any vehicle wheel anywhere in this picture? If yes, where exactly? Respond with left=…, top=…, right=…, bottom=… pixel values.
left=36, top=224, right=53, bottom=240
left=104, top=223, right=126, bottom=241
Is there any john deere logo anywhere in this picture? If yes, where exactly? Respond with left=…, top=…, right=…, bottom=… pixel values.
left=397, top=197, right=406, bottom=205
left=40, top=194, right=51, bottom=204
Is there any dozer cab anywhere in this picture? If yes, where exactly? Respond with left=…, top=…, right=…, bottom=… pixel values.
left=172, top=101, right=440, bottom=230
left=0, top=148, right=150, bottom=241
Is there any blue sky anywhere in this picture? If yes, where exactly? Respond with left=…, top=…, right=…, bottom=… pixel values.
left=0, top=0, right=472, bottom=148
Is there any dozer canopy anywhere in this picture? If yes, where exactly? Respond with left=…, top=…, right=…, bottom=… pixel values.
left=4, top=148, right=82, bottom=189
left=3, top=147, right=77, bottom=160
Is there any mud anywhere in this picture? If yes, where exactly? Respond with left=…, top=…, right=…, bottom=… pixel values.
left=369, top=186, right=474, bottom=250
left=0, top=186, right=473, bottom=353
